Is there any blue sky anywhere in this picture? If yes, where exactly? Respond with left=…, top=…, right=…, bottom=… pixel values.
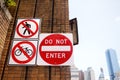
left=69, top=0, right=120, bottom=79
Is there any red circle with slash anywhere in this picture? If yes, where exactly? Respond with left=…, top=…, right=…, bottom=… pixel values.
left=16, top=19, right=38, bottom=38
left=12, top=41, right=36, bottom=64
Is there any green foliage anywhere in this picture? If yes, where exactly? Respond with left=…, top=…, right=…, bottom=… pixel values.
left=5, top=0, right=16, bottom=7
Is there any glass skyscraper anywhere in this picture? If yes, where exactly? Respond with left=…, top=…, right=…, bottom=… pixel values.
left=106, top=49, right=120, bottom=80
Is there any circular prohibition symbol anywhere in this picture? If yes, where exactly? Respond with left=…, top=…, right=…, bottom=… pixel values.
left=39, top=34, right=73, bottom=65
left=11, top=41, right=36, bottom=64
left=16, top=19, right=38, bottom=38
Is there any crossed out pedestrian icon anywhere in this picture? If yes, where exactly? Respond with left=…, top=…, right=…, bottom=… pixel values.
left=15, top=19, right=39, bottom=38
left=22, top=22, right=31, bottom=35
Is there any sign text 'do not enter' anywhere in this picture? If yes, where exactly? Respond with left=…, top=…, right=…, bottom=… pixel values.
left=39, top=34, right=73, bottom=65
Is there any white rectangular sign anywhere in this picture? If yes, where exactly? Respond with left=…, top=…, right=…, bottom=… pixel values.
left=37, top=33, right=74, bottom=66
left=8, top=40, right=38, bottom=65
left=14, top=19, right=41, bottom=39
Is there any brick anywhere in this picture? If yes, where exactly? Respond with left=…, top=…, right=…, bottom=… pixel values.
left=0, top=0, right=71, bottom=80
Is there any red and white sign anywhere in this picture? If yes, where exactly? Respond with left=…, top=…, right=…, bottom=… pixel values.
left=9, top=40, right=38, bottom=65
left=37, top=33, right=74, bottom=66
left=14, top=19, right=41, bottom=39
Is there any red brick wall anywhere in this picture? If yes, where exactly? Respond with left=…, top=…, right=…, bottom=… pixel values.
left=0, top=7, right=12, bottom=79
left=0, top=0, right=71, bottom=80
left=0, top=8, right=10, bottom=58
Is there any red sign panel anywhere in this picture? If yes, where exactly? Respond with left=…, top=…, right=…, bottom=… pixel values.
left=39, top=34, right=73, bottom=65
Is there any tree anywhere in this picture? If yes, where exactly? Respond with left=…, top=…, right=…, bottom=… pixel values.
left=5, top=0, right=16, bottom=7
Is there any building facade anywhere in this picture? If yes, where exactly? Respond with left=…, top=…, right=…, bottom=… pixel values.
left=0, top=0, right=73, bottom=80
left=114, top=71, right=120, bottom=80
left=106, top=49, right=120, bottom=80
left=99, top=68, right=105, bottom=80
left=0, top=0, right=12, bottom=58
left=84, top=67, right=95, bottom=80
left=70, top=66, right=80, bottom=80
left=79, top=70, right=84, bottom=80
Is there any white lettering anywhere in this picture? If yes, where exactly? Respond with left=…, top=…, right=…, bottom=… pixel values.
left=56, top=39, right=67, bottom=44
left=46, top=53, right=66, bottom=58
left=45, top=39, right=53, bottom=44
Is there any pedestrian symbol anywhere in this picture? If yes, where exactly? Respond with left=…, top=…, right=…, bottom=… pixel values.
left=14, top=19, right=40, bottom=39
left=22, top=22, right=31, bottom=35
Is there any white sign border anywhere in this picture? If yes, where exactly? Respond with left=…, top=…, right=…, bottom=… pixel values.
left=14, top=18, right=41, bottom=40
left=37, top=33, right=74, bottom=66
left=8, top=40, right=38, bottom=66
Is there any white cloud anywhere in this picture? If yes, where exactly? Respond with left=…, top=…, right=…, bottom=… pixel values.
left=119, top=60, right=120, bottom=66
left=115, top=16, right=120, bottom=22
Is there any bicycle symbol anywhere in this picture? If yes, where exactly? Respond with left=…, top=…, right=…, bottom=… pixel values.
left=15, top=47, right=33, bottom=56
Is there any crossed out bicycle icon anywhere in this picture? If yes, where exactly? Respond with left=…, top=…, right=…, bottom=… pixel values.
left=15, top=46, right=33, bottom=56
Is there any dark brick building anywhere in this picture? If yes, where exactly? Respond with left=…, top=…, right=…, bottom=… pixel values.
left=0, top=0, right=73, bottom=80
